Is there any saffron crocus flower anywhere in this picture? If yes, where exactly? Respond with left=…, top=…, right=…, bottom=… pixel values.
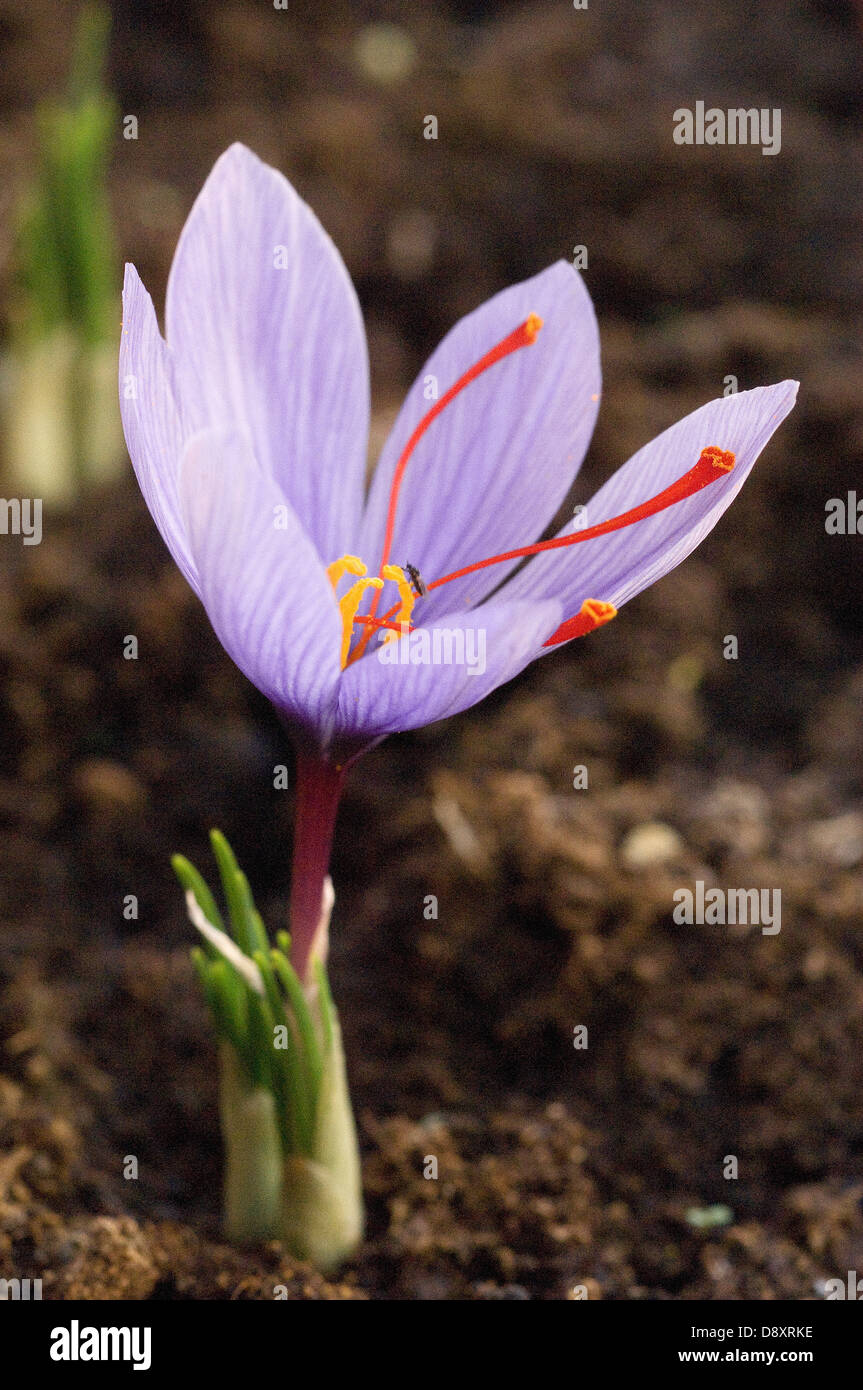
left=120, top=144, right=797, bottom=1266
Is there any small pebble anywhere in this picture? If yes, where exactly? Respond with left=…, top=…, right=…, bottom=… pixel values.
left=620, top=821, right=683, bottom=868
left=808, top=813, right=863, bottom=867
left=353, top=24, right=417, bottom=85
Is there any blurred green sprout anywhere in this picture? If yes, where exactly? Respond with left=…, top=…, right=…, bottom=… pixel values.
left=17, top=2, right=116, bottom=349
left=3, top=2, right=123, bottom=503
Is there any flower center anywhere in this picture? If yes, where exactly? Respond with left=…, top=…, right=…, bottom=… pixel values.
left=326, top=557, right=417, bottom=669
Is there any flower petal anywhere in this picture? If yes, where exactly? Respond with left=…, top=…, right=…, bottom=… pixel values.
left=120, top=264, right=199, bottom=592
left=178, top=427, right=342, bottom=745
left=357, top=261, right=600, bottom=620
left=166, top=143, right=369, bottom=562
left=333, top=596, right=562, bottom=748
left=506, top=382, right=798, bottom=623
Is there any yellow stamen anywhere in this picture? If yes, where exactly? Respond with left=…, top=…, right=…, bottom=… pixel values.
left=379, top=564, right=417, bottom=644
left=327, top=555, right=418, bottom=666
left=326, top=554, right=367, bottom=592
left=338, top=576, right=383, bottom=668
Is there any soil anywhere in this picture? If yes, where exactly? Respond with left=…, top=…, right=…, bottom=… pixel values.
left=1, top=0, right=863, bottom=1299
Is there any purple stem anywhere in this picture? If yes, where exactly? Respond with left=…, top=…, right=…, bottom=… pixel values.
left=290, top=755, right=345, bottom=982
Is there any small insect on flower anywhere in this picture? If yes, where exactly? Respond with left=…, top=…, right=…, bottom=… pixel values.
left=404, top=562, right=428, bottom=597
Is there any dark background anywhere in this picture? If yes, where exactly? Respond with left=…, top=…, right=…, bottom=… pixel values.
left=0, top=0, right=861, bottom=1299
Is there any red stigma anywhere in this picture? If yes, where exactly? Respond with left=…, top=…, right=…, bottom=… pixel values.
left=543, top=599, right=617, bottom=647
left=365, top=446, right=736, bottom=646
left=377, top=314, right=543, bottom=579
left=353, top=313, right=544, bottom=660
left=424, top=446, right=736, bottom=594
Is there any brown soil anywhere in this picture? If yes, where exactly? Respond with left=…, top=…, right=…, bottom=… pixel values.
left=1, top=0, right=862, bottom=1299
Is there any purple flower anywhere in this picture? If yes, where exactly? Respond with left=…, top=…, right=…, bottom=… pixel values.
left=120, top=143, right=797, bottom=973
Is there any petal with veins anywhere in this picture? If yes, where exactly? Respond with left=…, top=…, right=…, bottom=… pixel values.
left=358, top=261, right=600, bottom=620
left=179, top=427, right=342, bottom=745
left=167, top=143, right=369, bottom=562
left=120, top=264, right=198, bottom=592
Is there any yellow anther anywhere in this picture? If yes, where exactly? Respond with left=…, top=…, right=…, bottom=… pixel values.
left=382, top=563, right=408, bottom=585
left=338, top=576, right=383, bottom=668
left=379, top=565, right=417, bottom=644
left=327, top=557, right=421, bottom=665
left=326, top=554, right=367, bottom=593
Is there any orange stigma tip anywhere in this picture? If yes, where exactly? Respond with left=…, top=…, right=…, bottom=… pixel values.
left=700, top=445, right=735, bottom=473
left=544, top=599, right=617, bottom=648
left=584, top=599, right=617, bottom=623
left=524, top=313, right=543, bottom=342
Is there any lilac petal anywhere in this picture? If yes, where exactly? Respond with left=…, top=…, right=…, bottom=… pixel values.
left=333, top=596, right=562, bottom=745
left=357, top=261, right=600, bottom=621
left=505, top=382, right=798, bottom=622
left=120, top=264, right=199, bottom=593
left=166, top=143, right=369, bottom=564
left=178, top=428, right=342, bottom=743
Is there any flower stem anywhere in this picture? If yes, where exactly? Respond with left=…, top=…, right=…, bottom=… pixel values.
left=290, top=756, right=345, bottom=981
